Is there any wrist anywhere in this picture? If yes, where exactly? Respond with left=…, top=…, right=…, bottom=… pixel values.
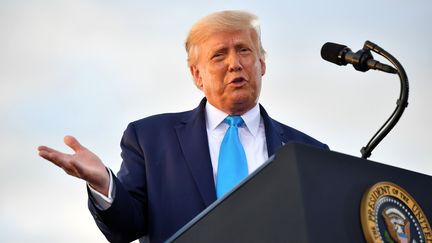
left=89, top=168, right=110, bottom=196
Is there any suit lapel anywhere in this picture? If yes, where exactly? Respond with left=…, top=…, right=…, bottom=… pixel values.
left=174, top=101, right=284, bottom=207
left=260, top=105, right=285, bottom=157
left=175, top=99, right=216, bottom=207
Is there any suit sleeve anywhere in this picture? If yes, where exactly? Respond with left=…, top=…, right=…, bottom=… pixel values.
left=88, top=122, right=149, bottom=243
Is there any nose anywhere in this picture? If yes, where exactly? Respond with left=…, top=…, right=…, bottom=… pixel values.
left=227, top=53, right=243, bottom=72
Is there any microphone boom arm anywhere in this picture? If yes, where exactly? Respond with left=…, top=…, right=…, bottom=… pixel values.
left=360, top=40, right=409, bottom=159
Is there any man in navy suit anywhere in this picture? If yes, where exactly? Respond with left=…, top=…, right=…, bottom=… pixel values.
left=38, top=10, right=327, bottom=243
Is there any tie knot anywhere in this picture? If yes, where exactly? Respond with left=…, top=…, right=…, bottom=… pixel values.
left=224, top=116, right=244, bottom=127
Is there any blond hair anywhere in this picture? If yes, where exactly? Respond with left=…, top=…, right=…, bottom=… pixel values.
left=185, top=10, right=266, bottom=66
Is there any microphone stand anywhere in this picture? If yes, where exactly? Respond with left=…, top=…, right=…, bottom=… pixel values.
left=360, top=40, right=409, bottom=159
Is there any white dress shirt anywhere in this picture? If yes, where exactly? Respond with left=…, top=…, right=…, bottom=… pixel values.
left=205, top=102, right=268, bottom=182
left=89, top=102, right=269, bottom=209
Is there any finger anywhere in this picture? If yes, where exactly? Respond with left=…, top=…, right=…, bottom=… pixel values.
left=64, top=135, right=85, bottom=152
left=38, top=145, right=65, bottom=161
left=38, top=149, right=71, bottom=169
left=38, top=145, right=59, bottom=154
left=40, top=150, right=82, bottom=178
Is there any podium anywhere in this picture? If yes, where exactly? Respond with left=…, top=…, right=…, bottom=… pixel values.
left=167, top=143, right=432, bottom=243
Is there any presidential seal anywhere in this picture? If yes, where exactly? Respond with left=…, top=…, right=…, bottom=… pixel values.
left=361, top=181, right=432, bottom=243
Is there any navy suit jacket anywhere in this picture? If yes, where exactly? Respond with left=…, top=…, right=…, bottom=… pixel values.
left=88, top=98, right=328, bottom=243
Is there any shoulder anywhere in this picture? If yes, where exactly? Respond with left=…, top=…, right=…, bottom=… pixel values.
left=119, top=109, right=197, bottom=153
left=274, top=119, right=329, bottom=150
left=126, top=109, right=194, bottom=134
left=260, top=105, right=328, bottom=150
left=121, top=99, right=207, bottom=147
left=128, top=99, right=206, bottom=132
left=134, top=110, right=192, bottom=126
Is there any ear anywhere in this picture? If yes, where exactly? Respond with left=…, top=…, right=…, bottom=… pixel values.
left=190, top=65, right=203, bottom=89
left=259, top=58, right=266, bottom=76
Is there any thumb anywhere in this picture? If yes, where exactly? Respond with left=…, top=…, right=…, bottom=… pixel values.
left=64, top=135, right=85, bottom=152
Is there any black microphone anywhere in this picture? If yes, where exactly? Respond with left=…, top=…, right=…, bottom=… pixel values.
left=321, top=42, right=397, bottom=74
left=320, top=40, right=409, bottom=159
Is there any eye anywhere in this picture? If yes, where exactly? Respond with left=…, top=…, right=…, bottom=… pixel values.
left=211, top=52, right=225, bottom=61
left=239, top=48, right=251, bottom=54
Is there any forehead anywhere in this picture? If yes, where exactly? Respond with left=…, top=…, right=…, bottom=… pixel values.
left=201, top=29, right=255, bottom=51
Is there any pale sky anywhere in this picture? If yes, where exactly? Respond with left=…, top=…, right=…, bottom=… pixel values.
left=1, top=0, right=431, bottom=242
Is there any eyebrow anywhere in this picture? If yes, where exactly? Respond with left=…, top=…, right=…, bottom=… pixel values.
left=212, top=47, right=228, bottom=54
left=211, top=43, right=252, bottom=54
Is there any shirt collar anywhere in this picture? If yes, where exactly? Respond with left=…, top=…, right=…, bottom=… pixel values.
left=205, top=101, right=261, bottom=137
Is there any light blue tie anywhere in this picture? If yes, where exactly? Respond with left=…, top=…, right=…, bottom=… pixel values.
left=216, top=116, right=248, bottom=199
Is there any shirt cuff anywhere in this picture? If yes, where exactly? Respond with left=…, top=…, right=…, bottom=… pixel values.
left=88, top=168, right=115, bottom=210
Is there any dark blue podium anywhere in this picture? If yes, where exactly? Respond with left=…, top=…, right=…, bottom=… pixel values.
left=167, top=143, right=432, bottom=243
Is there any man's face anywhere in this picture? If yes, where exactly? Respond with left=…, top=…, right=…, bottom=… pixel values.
left=190, top=29, right=266, bottom=115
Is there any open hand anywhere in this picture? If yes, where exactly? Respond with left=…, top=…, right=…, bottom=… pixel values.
left=38, top=136, right=109, bottom=196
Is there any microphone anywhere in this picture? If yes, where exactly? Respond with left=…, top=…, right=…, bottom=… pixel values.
left=320, top=40, right=409, bottom=159
left=321, top=42, right=397, bottom=74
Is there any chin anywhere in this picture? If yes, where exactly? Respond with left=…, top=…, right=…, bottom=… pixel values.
left=227, top=99, right=256, bottom=115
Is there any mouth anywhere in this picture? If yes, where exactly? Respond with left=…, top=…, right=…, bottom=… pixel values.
left=229, top=77, right=247, bottom=86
